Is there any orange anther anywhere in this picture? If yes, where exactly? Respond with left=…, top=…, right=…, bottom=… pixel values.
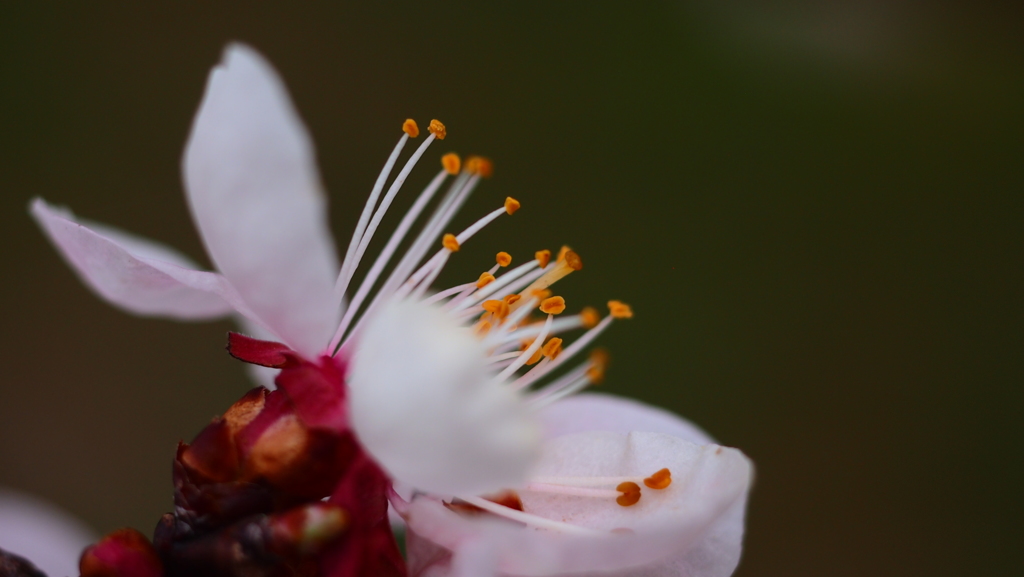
left=428, top=119, right=446, bottom=140
left=496, top=251, right=512, bottom=267
left=477, top=157, right=493, bottom=178
left=402, top=119, right=420, bottom=138
left=540, top=296, right=566, bottom=315
left=535, top=249, right=552, bottom=269
left=504, top=197, right=521, bottom=215
left=587, top=348, right=609, bottom=384
left=608, top=300, right=633, bottom=319
left=442, top=153, right=461, bottom=175
left=464, top=156, right=480, bottom=175
left=616, top=482, right=642, bottom=507
left=503, top=294, right=521, bottom=305
left=530, top=288, right=552, bottom=301
left=643, top=468, right=672, bottom=490
left=481, top=299, right=510, bottom=319
left=541, top=337, right=563, bottom=359
left=526, top=348, right=545, bottom=365
left=475, top=320, right=492, bottom=336
left=442, top=233, right=460, bottom=252
left=557, top=245, right=571, bottom=262
left=477, top=272, right=496, bottom=288
left=562, top=249, right=583, bottom=271
left=580, top=307, right=600, bottom=329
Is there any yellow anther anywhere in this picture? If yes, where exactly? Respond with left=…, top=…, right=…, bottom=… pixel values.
left=481, top=299, right=510, bottom=319
left=477, top=157, right=493, bottom=178
left=580, top=307, right=600, bottom=329
left=530, top=288, right=552, bottom=301
left=616, top=482, right=641, bottom=507
left=476, top=272, right=496, bottom=288
left=557, top=245, right=572, bottom=262
left=562, top=249, right=583, bottom=271
left=535, top=249, right=552, bottom=269
left=503, top=294, right=521, bottom=305
left=540, top=296, right=566, bottom=315
left=608, top=300, right=633, bottom=319
left=474, top=320, right=492, bottom=336
left=442, top=233, right=460, bottom=252
left=541, top=337, right=563, bottom=359
left=496, top=251, right=512, bottom=267
left=504, top=197, right=521, bottom=215
left=402, top=119, right=420, bottom=138
left=643, top=468, right=672, bottom=490
left=442, top=153, right=461, bottom=175
left=429, top=119, right=447, bottom=140
left=587, top=348, right=609, bottom=384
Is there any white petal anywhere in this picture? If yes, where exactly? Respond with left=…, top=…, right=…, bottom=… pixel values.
left=0, top=488, right=96, bottom=577
left=405, top=432, right=752, bottom=576
left=31, top=198, right=236, bottom=319
left=348, top=299, right=541, bottom=496
left=183, top=44, right=339, bottom=357
left=538, top=392, right=715, bottom=444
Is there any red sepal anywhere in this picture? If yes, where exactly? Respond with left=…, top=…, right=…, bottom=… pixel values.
left=226, top=332, right=300, bottom=368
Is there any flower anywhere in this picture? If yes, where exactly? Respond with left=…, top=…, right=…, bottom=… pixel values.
left=399, top=393, right=752, bottom=577
left=30, top=43, right=628, bottom=499
left=30, top=43, right=753, bottom=576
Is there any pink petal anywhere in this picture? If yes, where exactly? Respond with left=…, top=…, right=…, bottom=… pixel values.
left=405, top=432, right=752, bottom=576
left=31, top=198, right=237, bottom=319
left=537, top=392, right=715, bottom=444
left=183, top=44, right=339, bottom=357
left=0, top=488, right=96, bottom=577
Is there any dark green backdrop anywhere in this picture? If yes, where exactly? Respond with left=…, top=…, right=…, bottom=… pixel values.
left=1, top=2, right=1021, bottom=575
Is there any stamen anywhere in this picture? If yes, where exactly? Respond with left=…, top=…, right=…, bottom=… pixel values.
left=643, top=468, right=672, bottom=490
left=465, top=156, right=494, bottom=178
left=615, top=482, right=641, bottom=507
left=481, top=299, right=510, bottom=319
left=580, top=306, right=600, bottom=329
left=476, top=272, right=496, bottom=288
left=335, top=130, right=410, bottom=300
left=587, top=348, right=609, bottom=384
left=454, top=260, right=540, bottom=312
left=541, top=337, right=563, bottom=359
left=456, top=496, right=603, bottom=535
left=496, top=251, right=512, bottom=267
left=328, top=165, right=451, bottom=352
left=443, top=233, right=460, bottom=252
left=334, top=127, right=439, bottom=313
left=540, top=296, right=566, bottom=315
left=495, top=315, right=551, bottom=381
left=504, top=197, right=521, bottom=215
left=608, top=300, right=633, bottom=319
left=523, top=483, right=621, bottom=499
left=403, top=119, right=420, bottom=138
left=535, top=249, right=552, bottom=269
left=503, top=294, right=521, bottom=305
left=442, top=152, right=461, bottom=175
left=514, top=250, right=583, bottom=304
left=428, top=119, right=446, bottom=140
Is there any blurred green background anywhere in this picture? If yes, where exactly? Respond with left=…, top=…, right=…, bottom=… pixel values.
left=1, top=2, right=1021, bottom=575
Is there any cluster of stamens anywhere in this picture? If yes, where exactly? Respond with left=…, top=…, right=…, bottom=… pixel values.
left=326, top=118, right=639, bottom=532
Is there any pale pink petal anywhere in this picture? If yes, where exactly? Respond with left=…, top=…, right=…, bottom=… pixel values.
left=538, top=397, right=747, bottom=577
left=0, top=488, right=96, bottom=577
left=183, top=44, right=339, bottom=357
left=405, top=431, right=752, bottom=576
left=538, top=392, right=714, bottom=444
left=31, top=198, right=236, bottom=319
left=349, top=299, right=541, bottom=496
